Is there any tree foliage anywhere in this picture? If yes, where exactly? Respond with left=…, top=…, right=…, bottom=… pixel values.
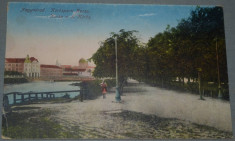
left=91, top=29, right=141, bottom=93
left=91, top=6, right=229, bottom=99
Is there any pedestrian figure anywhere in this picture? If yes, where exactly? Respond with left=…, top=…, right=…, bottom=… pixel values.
left=100, top=80, right=107, bottom=99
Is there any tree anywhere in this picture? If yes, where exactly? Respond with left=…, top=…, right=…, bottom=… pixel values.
left=91, top=29, right=141, bottom=94
left=91, top=6, right=229, bottom=99
left=177, top=6, right=227, bottom=83
left=142, top=6, right=228, bottom=98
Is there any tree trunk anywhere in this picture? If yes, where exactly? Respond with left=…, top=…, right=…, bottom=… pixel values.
left=182, top=77, right=185, bottom=86
left=119, top=79, right=127, bottom=95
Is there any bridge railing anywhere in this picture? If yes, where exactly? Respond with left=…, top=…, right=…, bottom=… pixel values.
left=3, top=89, right=87, bottom=112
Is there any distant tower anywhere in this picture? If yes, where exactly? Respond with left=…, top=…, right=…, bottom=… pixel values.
left=24, top=54, right=32, bottom=77
left=79, top=58, right=88, bottom=68
left=24, top=54, right=31, bottom=63
left=56, top=59, right=60, bottom=66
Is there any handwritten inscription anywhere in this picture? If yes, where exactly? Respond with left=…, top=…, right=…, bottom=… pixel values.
left=20, top=8, right=91, bottom=20
left=21, top=8, right=45, bottom=13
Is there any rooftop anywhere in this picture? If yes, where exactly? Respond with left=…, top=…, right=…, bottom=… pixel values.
left=30, top=57, right=39, bottom=62
left=40, top=64, right=62, bottom=69
left=5, top=58, right=25, bottom=63
left=5, top=57, right=39, bottom=63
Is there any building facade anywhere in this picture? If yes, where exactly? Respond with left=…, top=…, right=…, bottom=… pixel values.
left=5, top=55, right=40, bottom=78
left=5, top=58, right=25, bottom=73
left=24, top=55, right=40, bottom=78
left=40, top=64, right=63, bottom=78
left=77, top=58, right=95, bottom=77
left=78, top=58, right=88, bottom=69
left=61, top=65, right=86, bottom=76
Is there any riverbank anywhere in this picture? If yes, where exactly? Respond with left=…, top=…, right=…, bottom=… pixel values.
left=4, top=76, right=95, bottom=85
left=37, top=77, right=95, bottom=82
left=2, top=79, right=233, bottom=139
left=4, top=78, right=28, bottom=84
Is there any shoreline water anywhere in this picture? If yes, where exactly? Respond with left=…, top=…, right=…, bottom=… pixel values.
left=3, top=81, right=81, bottom=105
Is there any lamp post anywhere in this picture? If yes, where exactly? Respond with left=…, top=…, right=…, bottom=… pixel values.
left=215, top=37, right=222, bottom=99
left=115, top=37, right=121, bottom=102
left=197, top=68, right=204, bottom=100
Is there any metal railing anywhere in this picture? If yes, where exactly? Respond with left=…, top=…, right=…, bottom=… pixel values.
left=3, top=89, right=86, bottom=107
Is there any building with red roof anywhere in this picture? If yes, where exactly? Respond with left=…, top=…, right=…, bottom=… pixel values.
left=60, top=65, right=86, bottom=76
left=5, top=55, right=40, bottom=78
left=77, top=58, right=95, bottom=77
left=5, top=58, right=25, bottom=73
left=60, top=65, right=71, bottom=69
left=40, top=64, right=63, bottom=78
left=24, top=55, right=40, bottom=77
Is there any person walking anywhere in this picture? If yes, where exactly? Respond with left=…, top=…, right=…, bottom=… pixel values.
left=100, top=80, right=107, bottom=99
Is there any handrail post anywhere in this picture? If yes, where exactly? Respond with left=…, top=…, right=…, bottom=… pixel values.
left=35, top=94, right=38, bottom=100
left=29, top=94, right=31, bottom=102
left=13, top=93, right=16, bottom=105
left=84, top=89, right=86, bottom=100
left=21, top=95, right=24, bottom=103
left=80, top=88, right=83, bottom=102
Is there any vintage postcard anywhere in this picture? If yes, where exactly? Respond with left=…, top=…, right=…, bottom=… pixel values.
left=2, top=2, right=233, bottom=139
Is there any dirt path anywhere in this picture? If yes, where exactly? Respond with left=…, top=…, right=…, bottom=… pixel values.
left=13, top=79, right=233, bottom=139
left=122, top=80, right=232, bottom=132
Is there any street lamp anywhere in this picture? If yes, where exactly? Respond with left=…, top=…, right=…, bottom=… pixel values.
left=114, top=37, right=121, bottom=102
left=197, top=68, right=204, bottom=100
left=215, top=37, right=222, bottom=99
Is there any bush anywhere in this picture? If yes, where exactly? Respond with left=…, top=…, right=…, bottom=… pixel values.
left=4, top=78, right=28, bottom=84
left=81, top=79, right=102, bottom=100
left=105, top=79, right=116, bottom=89
left=4, top=71, right=23, bottom=76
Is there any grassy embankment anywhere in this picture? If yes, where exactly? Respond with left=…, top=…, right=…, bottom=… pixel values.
left=2, top=108, right=67, bottom=139
left=2, top=108, right=233, bottom=139
left=4, top=71, right=28, bottom=84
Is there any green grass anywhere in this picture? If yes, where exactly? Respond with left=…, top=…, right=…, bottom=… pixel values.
left=1, top=108, right=106, bottom=139
left=2, top=109, right=64, bottom=139
left=2, top=108, right=87, bottom=139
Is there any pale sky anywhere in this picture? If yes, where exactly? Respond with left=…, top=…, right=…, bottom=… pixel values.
left=6, top=2, right=198, bottom=66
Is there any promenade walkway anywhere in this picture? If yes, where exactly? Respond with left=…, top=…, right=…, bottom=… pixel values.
left=13, top=79, right=233, bottom=139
